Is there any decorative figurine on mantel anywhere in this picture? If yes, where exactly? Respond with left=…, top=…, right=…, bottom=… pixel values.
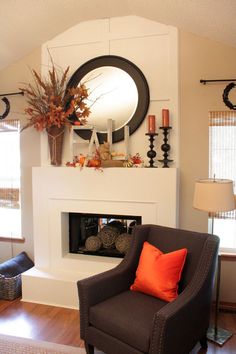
left=96, top=120, right=130, bottom=167
left=98, top=142, right=111, bottom=160
left=98, top=142, right=125, bottom=167
left=158, top=109, right=173, bottom=168
left=145, top=114, right=158, bottom=168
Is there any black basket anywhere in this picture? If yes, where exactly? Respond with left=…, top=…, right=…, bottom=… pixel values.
left=0, top=274, right=22, bottom=300
left=0, top=252, right=34, bottom=300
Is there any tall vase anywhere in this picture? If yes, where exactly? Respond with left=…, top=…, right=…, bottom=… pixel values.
left=46, top=126, right=65, bottom=166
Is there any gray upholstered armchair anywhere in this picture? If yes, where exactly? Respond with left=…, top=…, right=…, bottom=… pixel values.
left=77, top=224, right=219, bottom=354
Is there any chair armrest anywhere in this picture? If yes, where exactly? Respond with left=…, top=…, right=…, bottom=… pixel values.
left=78, top=258, right=133, bottom=308
left=149, top=235, right=219, bottom=354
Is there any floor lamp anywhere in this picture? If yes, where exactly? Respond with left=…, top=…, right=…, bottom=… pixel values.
left=193, top=178, right=235, bottom=346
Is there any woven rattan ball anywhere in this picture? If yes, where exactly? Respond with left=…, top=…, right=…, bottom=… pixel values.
left=107, top=220, right=126, bottom=234
left=115, top=233, right=131, bottom=254
left=85, top=236, right=102, bottom=252
left=98, top=226, right=119, bottom=249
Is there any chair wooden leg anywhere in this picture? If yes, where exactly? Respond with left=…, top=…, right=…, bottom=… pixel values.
left=199, top=335, right=208, bottom=349
left=85, top=342, right=94, bottom=354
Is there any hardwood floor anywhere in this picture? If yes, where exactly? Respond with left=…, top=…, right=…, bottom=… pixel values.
left=0, top=298, right=83, bottom=347
left=0, top=298, right=236, bottom=353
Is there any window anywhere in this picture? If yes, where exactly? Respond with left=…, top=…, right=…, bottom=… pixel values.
left=209, top=111, right=236, bottom=252
left=0, top=119, right=21, bottom=238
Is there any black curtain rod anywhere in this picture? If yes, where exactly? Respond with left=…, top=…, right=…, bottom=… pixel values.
left=0, top=91, right=24, bottom=97
left=200, top=79, right=236, bottom=84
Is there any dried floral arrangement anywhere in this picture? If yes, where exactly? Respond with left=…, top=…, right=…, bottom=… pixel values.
left=66, top=151, right=144, bottom=169
left=20, top=62, right=90, bottom=132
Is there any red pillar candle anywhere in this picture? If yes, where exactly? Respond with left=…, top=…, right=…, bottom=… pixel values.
left=148, top=115, right=156, bottom=133
left=162, top=109, right=170, bottom=127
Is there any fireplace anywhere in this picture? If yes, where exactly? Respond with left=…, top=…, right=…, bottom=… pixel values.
left=22, top=167, right=178, bottom=308
left=69, top=212, right=142, bottom=258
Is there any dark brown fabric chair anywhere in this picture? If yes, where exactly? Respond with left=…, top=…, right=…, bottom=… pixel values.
left=78, top=224, right=219, bottom=354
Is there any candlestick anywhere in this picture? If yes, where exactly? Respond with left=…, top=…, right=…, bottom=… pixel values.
left=147, top=115, right=156, bottom=134
left=162, top=109, right=170, bottom=127
left=158, top=127, right=173, bottom=168
left=145, top=133, right=158, bottom=167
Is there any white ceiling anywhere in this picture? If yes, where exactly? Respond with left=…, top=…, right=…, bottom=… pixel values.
left=1, top=0, right=236, bottom=71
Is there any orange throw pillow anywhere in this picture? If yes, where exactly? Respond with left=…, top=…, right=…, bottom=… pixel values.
left=130, top=241, right=187, bottom=302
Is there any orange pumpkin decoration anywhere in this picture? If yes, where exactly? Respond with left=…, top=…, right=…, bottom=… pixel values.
left=78, top=155, right=86, bottom=166
left=87, top=159, right=101, bottom=168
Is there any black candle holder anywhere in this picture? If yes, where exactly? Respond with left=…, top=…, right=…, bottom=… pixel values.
left=158, top=127, right=173, bottom=168
left=145, top=133, right=158, bottom=168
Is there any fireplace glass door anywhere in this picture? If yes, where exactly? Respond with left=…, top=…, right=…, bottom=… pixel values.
left=69, top=212, right=141, bottom=258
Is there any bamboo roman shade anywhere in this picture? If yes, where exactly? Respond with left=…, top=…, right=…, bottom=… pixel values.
left=209, top=111, right=236, bottom=219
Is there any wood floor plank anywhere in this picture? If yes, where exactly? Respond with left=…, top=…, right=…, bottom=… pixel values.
left=0, top=299, right=83, bottom=347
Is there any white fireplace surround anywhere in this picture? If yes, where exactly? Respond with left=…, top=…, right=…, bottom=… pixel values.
left=22, top=167, right=178, bottom=308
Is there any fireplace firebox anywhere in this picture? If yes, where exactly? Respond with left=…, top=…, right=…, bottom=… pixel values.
left=69, top=212, right=142, bottom=258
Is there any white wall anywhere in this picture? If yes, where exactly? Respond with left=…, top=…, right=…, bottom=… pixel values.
left=41, top=16, right=179, bottom=167
left=179, top=31, right=236, bottom=305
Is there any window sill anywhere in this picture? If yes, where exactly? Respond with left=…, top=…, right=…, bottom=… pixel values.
left=221, top=252, right=236, bottom=261
left=0, top=236, right=25, bottom=243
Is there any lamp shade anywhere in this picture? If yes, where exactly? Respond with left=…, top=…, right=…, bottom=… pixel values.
left=193, top=178, right=235, bottom=213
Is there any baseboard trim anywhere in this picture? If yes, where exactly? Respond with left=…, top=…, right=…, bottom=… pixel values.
left=219, top=301, right=236, bottom=313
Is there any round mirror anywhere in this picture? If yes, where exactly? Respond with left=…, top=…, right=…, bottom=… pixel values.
left=82, top=66, right=138, bottom=132
left=66, top=55, right=149, bottom=143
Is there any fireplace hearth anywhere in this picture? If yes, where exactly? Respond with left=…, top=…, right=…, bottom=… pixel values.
left=69, top=212, right=142, bottom=258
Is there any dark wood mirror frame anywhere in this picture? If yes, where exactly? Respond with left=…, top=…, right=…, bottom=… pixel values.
left=66, top=55, right=150, bottom=143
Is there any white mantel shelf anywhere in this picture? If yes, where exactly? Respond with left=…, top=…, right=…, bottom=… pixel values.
left=22, top=167, right=179, bottom=308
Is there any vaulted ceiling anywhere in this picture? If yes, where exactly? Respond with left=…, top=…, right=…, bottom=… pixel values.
left=1, top=0, right=236, bottom=71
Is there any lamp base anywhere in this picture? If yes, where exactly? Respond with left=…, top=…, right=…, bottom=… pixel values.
left=207, top=326, right=233, bottom=346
